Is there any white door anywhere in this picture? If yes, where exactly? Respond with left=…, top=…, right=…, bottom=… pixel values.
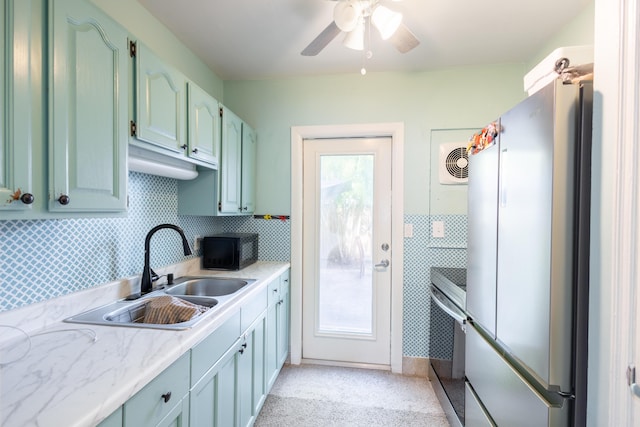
left=302, top=137, right=392, bottom=366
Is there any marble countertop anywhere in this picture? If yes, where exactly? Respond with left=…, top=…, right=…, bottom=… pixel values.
left=0, top=260, right=290, bottom=427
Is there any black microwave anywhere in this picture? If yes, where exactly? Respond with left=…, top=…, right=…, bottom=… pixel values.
left=202, top=233, right=258, bottom=270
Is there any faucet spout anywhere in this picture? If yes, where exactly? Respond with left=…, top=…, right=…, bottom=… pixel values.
left=140, top=224, right=192, bottom=295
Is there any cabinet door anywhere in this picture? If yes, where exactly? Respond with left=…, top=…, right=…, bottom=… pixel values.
left=190, top=341, right=239, bottom=427
left=277, top=271, right=290, bottom=366
left=238, top=316, right=267, bottom=427
left=265, top=297, right=279, bottom=391
left=135, top=42, right=186, bottom=153
left=0, top=0, right=40, bottom=214
left=237, top=334, right=253, bottom=427
left=240, top=123, right=257, bottom=214
left=219, top=107, right=242, bottom=214
left=187, top=81, right=220, bottom=167
left=49, top=0, right=128, bottom=212
left=252, top=315, right=267, bottom=417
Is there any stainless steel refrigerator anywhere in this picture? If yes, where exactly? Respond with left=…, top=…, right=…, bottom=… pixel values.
left=465, top=78, right=592, bottom=426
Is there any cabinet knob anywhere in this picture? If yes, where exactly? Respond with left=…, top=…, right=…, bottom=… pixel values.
left=180, top=144, right=188, bottom=150
left=192, top=148, right=198, bottom=154
left=57, top=194, right=70, bottom=205
left=20, top=193, right=34, bottom=205
left=161, top=391, right=172, bottom=403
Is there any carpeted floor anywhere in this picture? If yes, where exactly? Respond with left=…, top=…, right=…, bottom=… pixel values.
left=255, top=364, right=451, bottom=427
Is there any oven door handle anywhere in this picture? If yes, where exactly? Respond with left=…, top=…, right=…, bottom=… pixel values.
left=430, top=285, right=467, bottom=326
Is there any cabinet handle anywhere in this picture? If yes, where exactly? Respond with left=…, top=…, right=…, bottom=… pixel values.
left=161, top=391, right=172, bottom=403
left=57, top=194, right=70, bottom=205
left=243, top=207, right=248, bottom=211
left=180, top=144, right=187, bottom=150
left=20, top=193, right=34, bottom=205
left=239, top=342, right=248, bottom=354
left=192, top=148, right=198, bottom=154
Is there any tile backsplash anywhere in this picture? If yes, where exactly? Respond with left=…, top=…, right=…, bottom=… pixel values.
left=0, top=173, right=464, bottom=358
left=0, top=173, right=222, bottom=312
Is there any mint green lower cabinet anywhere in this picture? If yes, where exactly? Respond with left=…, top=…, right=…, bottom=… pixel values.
left=251, top=317, right=267, bottom=420
left=266, top=269, right=291, bottom=390
left=98, top=407, right=122, bottom=427
left=190, top=340, right=240, bottom=427
left=265, top=298, right=279, bottom=391
left=277, top=271, right=291, bottom=366
left=238, top=315, right=267, bottom=427
left=123, top=353, right=190, bottom=427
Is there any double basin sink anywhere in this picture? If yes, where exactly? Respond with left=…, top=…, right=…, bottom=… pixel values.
left=65, top=276, right=256, bottom=330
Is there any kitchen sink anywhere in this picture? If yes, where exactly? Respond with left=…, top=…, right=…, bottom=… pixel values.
left=64, top=294, right=219, bottom=330
left=64, top=276, right=257, bottom=330
left=165, top=277, right=256, bottom=297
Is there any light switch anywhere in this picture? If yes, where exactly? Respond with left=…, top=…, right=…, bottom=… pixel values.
left=432, top=221, right=445, bottom=238
left=404, top=223, right=414, bottom=238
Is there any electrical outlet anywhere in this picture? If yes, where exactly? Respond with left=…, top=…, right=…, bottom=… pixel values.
left=193, top=235, right=201, bottom=251
left=404, top=223, right=414, bottom=238
left=432, top=221, right=445, bottom=238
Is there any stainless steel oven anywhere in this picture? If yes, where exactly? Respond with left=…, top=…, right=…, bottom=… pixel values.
left=429, top=267, right=467, bottom=427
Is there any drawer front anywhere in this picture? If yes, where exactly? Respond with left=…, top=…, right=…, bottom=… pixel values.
left=267, top=278, right=280, bottom=306
left=191, top=310, right=241, bottom=382
left=465, top=381, right=496, bottom=427
left=124, top=352, right=190, bottom=427
left=241, top=287, right=267, bottom=331
left=466, top=323, right=569, bottom=427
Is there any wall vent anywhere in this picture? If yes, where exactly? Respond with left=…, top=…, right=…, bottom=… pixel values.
left=439, top=142, right=468, bottom=185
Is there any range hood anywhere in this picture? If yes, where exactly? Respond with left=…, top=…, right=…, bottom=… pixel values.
left=128, top=145, right=199, bottom=180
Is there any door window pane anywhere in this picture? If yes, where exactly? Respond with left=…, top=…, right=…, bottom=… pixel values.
left=317, top=154, right=373, bottom=334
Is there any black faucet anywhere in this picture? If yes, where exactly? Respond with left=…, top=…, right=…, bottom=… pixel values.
left=140, top=224, right=192, bottom=295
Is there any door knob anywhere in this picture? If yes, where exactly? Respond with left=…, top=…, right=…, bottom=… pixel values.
left=374, top=259, right=390, bottom=268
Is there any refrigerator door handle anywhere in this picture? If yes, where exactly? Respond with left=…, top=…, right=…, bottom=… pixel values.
left=499, top=148, right=508, bottom=207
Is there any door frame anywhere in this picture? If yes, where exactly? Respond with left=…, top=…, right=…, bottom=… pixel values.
left=290, top=122, right=404, bottom=373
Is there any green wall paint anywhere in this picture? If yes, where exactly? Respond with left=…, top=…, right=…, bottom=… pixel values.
left=91, top=0, right=224, bottom=100
left=223, top=64, right=527, bottom=215
left=528, top=2, right=595, bottom=71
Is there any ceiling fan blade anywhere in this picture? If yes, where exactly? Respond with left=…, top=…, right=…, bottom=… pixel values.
left=389, top=23, right=420, bottom=53
left=301, top=21, right=342, bottom=56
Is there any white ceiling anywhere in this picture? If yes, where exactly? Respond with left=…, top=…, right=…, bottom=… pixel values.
left=137, top=0, right=591, bottom=80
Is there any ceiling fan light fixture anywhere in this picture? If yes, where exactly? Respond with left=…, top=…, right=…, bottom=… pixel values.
left=334, top=0, right=362, bottom=32
left=371, top=5, right=402, bottom=40
left=342, top=18, right=365, bottom=51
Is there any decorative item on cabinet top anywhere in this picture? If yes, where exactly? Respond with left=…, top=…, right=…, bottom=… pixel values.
left=254, top=214, right=290, bottom=221
left=128, top=145, right=199, bottom=180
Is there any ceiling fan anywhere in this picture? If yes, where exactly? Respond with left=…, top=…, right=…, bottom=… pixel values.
left=301, top=0, right=420, bottom=56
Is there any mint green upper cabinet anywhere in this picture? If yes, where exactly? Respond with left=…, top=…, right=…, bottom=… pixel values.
left=219, top=107, right=256, bottom=215
left=187, top=81, right=220, bottom=167
left=0, top=0, right=42, bottom=216
left=219, top=107, right=243, bottom=214
left=134, top=41, right=186, bottom=154
left=49, top=0, right=128, bottom=213
left=240, top=124, right=257, bottom=214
